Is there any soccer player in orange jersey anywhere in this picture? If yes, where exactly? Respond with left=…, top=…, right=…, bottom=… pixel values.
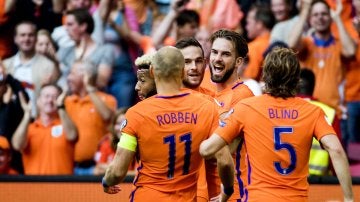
left=102, top=46, right=234, bottom=202
left=208, top=29, right=254, bottom=201
left=175, top=37, right=215, bottom=202
left=200, top=48, right=353, bottom=202
left=134, top=53, right=157, bottom=101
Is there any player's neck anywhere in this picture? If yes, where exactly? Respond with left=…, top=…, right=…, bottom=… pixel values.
left=156, top=80, right=182, bottom=96
left=215, top=73, right=238, bottom=92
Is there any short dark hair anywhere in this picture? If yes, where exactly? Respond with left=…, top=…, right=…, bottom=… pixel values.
left=251, top=4, right=276, bottom=30
left=210, top=29, right=248, bottom=58
left=66, top=8, right=94, bottom=34
left=262, top=47, right=300, bottom=98
left=311, top=0, right=330, bottom=11
left=15, top=21, right=37, bottom=36
left=176, top=9, right=200, bottom=27
left=298, top=68, right=315, bottom=96
left=175, top=37, right=204, bottom=57
left=40, top=84, right=63, bottom=95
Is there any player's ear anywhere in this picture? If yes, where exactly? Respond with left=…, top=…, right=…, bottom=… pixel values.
left=235, top=56, right=244, bottom=67
left=149, top=65, right=155, bottom=79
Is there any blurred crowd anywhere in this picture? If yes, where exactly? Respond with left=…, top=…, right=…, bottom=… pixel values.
left=0, top=0, right=359, bottom=177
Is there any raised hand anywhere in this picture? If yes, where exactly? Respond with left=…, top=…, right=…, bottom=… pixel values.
left=56, top=87, right=68, bottom=107
left=18, top=92, right=31, bottom=113
left=330, top=0, right=343, bottom=20
left=170, top=0, right=189, bottom=13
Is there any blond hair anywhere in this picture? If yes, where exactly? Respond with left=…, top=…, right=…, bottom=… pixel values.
left=135, top=53, right=155, bottom=69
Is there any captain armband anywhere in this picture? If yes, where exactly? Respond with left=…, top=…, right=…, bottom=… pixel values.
left=118, top=133, right=137, bottom=152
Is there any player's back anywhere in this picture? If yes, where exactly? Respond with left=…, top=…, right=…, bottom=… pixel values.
left=239, top=94, right=335, bottom=201
left=128, top=92, right=218, bottom=194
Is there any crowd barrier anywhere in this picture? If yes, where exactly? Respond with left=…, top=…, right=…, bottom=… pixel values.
left=0, top=175, right=359, bottom=202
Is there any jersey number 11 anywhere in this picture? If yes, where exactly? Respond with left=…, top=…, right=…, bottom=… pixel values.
left=164, top=133, right=192, bottom=179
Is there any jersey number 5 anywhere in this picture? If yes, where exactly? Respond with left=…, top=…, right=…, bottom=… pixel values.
left=273, top=127, right=297, bottom=175
left=163, top=133, right=192, bottom=179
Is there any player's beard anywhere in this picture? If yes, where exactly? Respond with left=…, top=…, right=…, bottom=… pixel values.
left=146, top=88, right=158, bottom=98
left=210, top=64, right=235, bottom=83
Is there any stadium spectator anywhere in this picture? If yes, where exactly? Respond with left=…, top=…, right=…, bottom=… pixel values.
left=243, top=4, right=275, bottom=81
left=0, top=60, right=28, bottom=174
left=65, top=60, right=116, bottom=175
left=200, top=47, right=354, bottom=202
left=270, top=0, right=310, bottom=44
left=123, top=0, right=157, bottom=35
left=288, top=0, right=356, bottom=117
left=35, top=29, right=58, bottom=64
left=57, top=8, right=115, bottom=90
left=12, top=84, right=78, bottom=175
left=51, top=0, right=113, bottom=49
left=3, top=21, right=60, bottom=118
left=13, top=0, right=62, bottom=32
left=0, top=136, right=18, bottom=175
left=152, top=0, right=199, bottom=48
left=102, top=46, right=235, bottom=201
left=271, top=0, right=293, bottom=22
left=104, top=0, right=139, bottom=108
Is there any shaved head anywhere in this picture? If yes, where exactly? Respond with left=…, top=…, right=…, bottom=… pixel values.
left=152, top=46, right=185, bottom=80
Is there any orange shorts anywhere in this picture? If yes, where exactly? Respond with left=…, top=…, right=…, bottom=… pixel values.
left=130, top=186, right=197, bottom=202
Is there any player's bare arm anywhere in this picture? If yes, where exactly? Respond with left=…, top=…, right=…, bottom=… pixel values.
left=320, top=134, right=354, bottom=202
left=200, top=134, right=227, bottom=159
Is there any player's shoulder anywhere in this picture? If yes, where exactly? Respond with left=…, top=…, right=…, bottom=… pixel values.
left=232, top=81, right=254, bottom=96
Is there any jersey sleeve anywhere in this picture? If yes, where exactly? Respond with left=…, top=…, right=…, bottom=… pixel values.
left=231, top=85, right=254, bottom=106
left=121, top=107, right=144, bottom=138
left=313, top=109, right=336, bottom=141
left=214, top=104, right=246, bottom=144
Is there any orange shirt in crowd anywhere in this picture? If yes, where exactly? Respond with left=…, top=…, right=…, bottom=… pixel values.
left=243, top=32, right=271, bottom=81
left=22, top=118, right=75, bottom=175
left=299, top=36, right=344, bottom=111
left=122, top=92, right=218, bottom=201
left=215, top=95, right=336, bottom=201
left=65, top=91, right=117, bottom=162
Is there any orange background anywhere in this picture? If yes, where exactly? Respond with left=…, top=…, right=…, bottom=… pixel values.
left=0, top=183, right=359, bottom=202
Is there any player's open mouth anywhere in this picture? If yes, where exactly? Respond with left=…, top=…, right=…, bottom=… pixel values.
left=213, top=66, right=224, bottom=73
left=188, top=73, right=199, bottom=78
